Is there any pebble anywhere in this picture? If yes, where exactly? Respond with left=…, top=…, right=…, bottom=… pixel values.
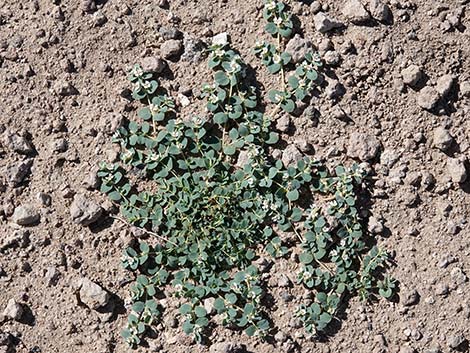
left=158, top=26, right=182, bottom=40
left=285, top=34, right=312, bottom=64
left=3, top=131, right=35, bottom=155
left=436, top=74, right=454, bottom=97
left=81, top=0, right=96, bottom=13
left=5, top=159, right=33, bottom=187
left=141, top=56, right=166, bottom=74
left=54, top=80, right=78, bottom=96
left=460, top=81, right=470, bottom=97
left=3, top=299, right=23, bottom=321
left=401, top=65, right=423, bottom=87
left=435, top=283, right=449, bottom=296
left=281, top=145, right=303, bottom=166
left=417, top=86, right=440, bottom=110
left=294, top=138, right=313, bottom=153
left=402, top=289, right=420, bottom=306
left=160, top=39, right=183, bottom=59
left=209, top=342, right=245, bottom=353
left=277, top=274, right=291, bottom=287
left=323, top=50, right=341, bottom=66
left=78, top=278, right=110, bottom=310
left=346, top=132, right=381, bottom=161
left=446, top=157, right=467, bottom=183
left=70, top=194, right=103, bottom=226
left=432, top=127, right=454, bottom=152
left=274, top=331, right=288, bottom=343
left=399, top=347, right=416, bottom=353
left=276, top=115, right=291, bottom=132
left=314, top=12, right=344, bottom=33
left=342, top=0, right=371, bottom=23
left=450, top=267, right=467, bottom=285
left=212, top=32, right=229, bottom=46
left=12, top=205, right=40, bottom=226
left=369, top=0, right=392, bottom=23
left=447, top=334, right=466, bottom=349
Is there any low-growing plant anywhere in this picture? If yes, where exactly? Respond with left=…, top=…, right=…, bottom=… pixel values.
left=98, top=0, right=396, bottom=348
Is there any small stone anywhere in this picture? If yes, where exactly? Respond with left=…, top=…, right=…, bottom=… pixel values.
left=54, top=80, right=78, bottom=96
left=433, top=127, right=454, bottom=152
left=447, top=334, right=466, bottom=349
left=450, top=267, right=467, bottom=285
left=158, top=0, right=169, bottom=8
left=285, top=34, right=312, bottom=64
left=79, top=278, right=110, bottom=310
left=160, top=39, right=183, bottom=59
left=435, top=283, right=449, bottom=296
left=294, top=138, right=313, bottom=153
left=282, top=145, right=302, bottom=166
left=460, top=81, right=470, bottom=97
left=212, top=32, right=229, bottom=46
left=446, top=157, right=467, bottom=183
left=436, top=74, right=454, bottom=97
left=158, top=26, right=182, bottom=40
left=314, top=12, right=344, bottom=33
left=141, top=56, right=166, bottom=74
left=204, top=297, right=215, bottom=315
left=12, top=205, right=40, bottom=226
left=209, top=342, right=245, bottom=353
left=274, top=331, right=288, bottom=343
left=276, top=115, right=291, bottom=132
left=402, top=289, right=419, bottom=306
left=342, top=0, right=371, bottom=23
left=45, top=266, right=60, bottom=286
left=369, top=0, right=392, bottom=22
left=3, top=299, right=23, bottom=321
left=368, top=217, right=383, bottom=234
left=325, top=78, right=344, bottom=99
left=399, top=347, right=416, bottom=353
left=417, top=86, right=440, bottom=110
left=81, top=0, right=96, bottom=13
left=346, top=132, right=381, bottom=161
left=277, top=274, right=291, bottom=287
left=310, top=1, right=322, bottom=13
left=178, top=93, right=190, bottom=107
left=36, top=192, right=51, bottom=207
left=93, top=11, right=107, bottom=26
left=323, top=51, right=341, bottom=66
left=51, top=138, right=68, bottom=153
left=5, top=159, right=33, bottom=187
left=83, top=171, right=100, bottom=190
left=70, top=194, right=103, bottom=226
left=401, top=65, right=423, bottom=87
left=3, top=131, right=35, bottom=155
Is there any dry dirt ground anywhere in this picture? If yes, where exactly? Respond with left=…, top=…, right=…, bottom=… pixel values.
left=0, top=0, right=470, bottom=352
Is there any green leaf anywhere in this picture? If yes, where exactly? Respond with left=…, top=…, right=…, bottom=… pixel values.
left=108, top=191, right=121, bottom=201
left=194, top=306, right=207, bottom=318
left=214, top=71, right=230, bottom=86
left=179, top=303, right=192, bottom=315
left=245, top=325, right=257, bottom=337
left=299, top=253, right=313, bottom=264
left=286, top=189, right=299, bottom=201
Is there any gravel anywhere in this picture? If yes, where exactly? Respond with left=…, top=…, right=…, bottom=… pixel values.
left=314, top=12, right=344, bottom=33
left=447, top=334, right=466, bottom=349
left=432, top=127, right=454, bottom=152
left=70, top=194, right=103, bottom=226
left=346, top=132, right=381, bottom=161
left=446, top=157, right=467, bottom=183
left=285, top=34, right=312, bottom=64
left=402, top=289, right=420, bottom=306
left=342, top=0, right=371, bottom=23
left=417, top=86, right=440, bottom=110
left=435, top=74, right=454, bottom=97
left=12, top=205, right=40, bottom=226
left=2, top=131, right=35, bottom=155
left=141, top=56, right=166, bottom=74
left=78, top=278, right=110, bottom=310
left=5, top=159, right=33, bottom=187
left=369, top=0, right=392, bottom=23
left=3, top=299, right=23, bottom=321
left=282, top=144, right=303, bottom=166
left=401, top=65, right=423, bottom=87
left=160, top=39, right=183, bottom=59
